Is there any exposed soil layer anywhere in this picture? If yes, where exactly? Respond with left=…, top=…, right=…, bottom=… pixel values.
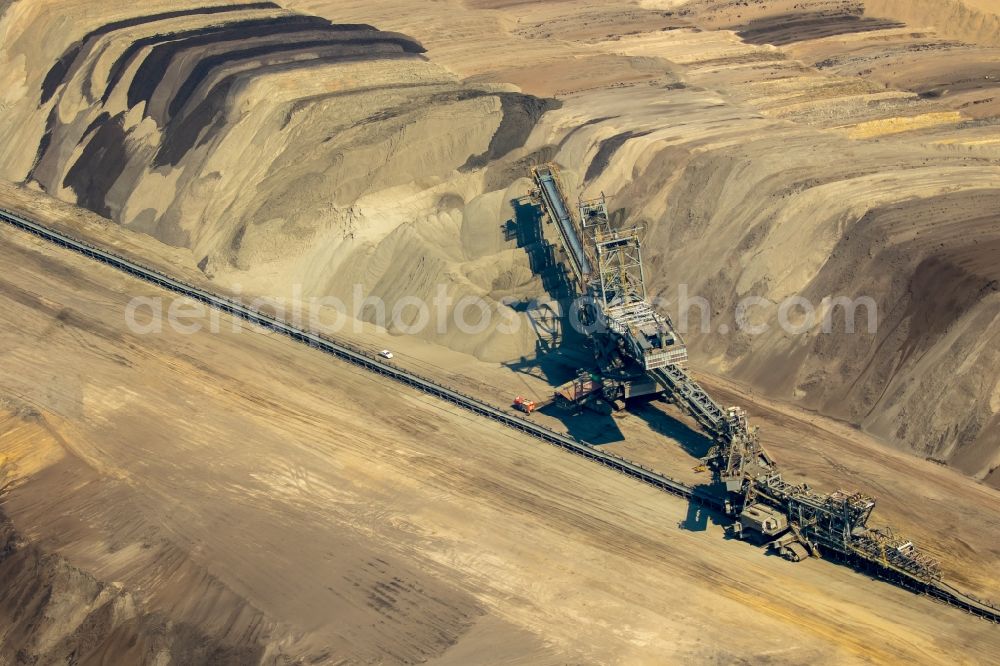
left=1, top=0, right=998, bottom=486
left=585, top=129, right=653, bottom=182
left=737, top=11, right=905, bottom=46
left=0, top=507, right=267, bottom=664
left=463, top=93, right=563, bottom=169
left=127, top=18, right=412, bottom=113
left=40, top=2, right=282, bottom=104
left=2, top=1, right=1000, bottom=660
left=0, top=209, right=998, bottom=663
left=62, top=112, right=128, bottom=218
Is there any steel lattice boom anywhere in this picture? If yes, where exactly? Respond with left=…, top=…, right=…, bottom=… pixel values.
left=520, top=163, right=953, bottom=590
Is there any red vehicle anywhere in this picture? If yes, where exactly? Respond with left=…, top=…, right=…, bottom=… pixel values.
left=513, top=396, right=546, bottom=414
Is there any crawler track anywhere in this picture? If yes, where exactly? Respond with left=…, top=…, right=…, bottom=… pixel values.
left=1, top=206, right=997, bottom=625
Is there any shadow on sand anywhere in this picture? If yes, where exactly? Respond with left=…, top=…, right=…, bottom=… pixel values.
left=504, top=195, right=728, bottom=524
left=503, top=197, right=624, bottom=444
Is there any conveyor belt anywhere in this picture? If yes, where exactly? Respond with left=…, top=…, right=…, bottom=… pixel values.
left=3, top=206, right=997, bottom=626
left=533, top=167, right=591, bottom=284
left=930, top=581, right=1000, bottom=623
left=649, top=365, right=726, bottom=436
left=0, top=207, right=719, bottom=514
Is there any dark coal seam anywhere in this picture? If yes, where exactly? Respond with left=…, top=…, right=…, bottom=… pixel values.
left=166, top=35, right=425, bottom=122
left=61, top=112, right=129, bottom=218
left=463, top=94, right=562, bottom=170
left=585, top=130, right=653, bottom=182
left=154, top=51, right=421, bottom=168
left=739, top=16, right=905, bottom=46
left=40, top=2, right=281, bottom=104
left=104, top=15, right=375, bottom=104
left=122, top=16, right=345, bottom=107
left=286, top=80, right=454, bottom=115
left=24, top=107, right=60, bottom=185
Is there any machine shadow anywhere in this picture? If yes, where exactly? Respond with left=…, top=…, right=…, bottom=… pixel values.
left=627, top=396, right=714, bottom=459
left=506, top=195, right=733, bottom=533
left=624, top=395, right=733, bottom=532
left=679, top=501, right=733, bottom=533
left=503, top=197, right=625, bottom=445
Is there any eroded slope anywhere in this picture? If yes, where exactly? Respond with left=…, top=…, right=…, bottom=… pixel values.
left=1, top=0, right=999, bottom=517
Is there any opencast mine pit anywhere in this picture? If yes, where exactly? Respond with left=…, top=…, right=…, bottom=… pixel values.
left=1, top=1, right=999, bottom=663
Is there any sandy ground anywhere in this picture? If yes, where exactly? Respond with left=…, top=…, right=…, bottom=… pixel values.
left=3, top=0, right=996, bottom=476
left=1, top=0, right=1000, bottom=662
left=2, top=183, right=1000, bottom=664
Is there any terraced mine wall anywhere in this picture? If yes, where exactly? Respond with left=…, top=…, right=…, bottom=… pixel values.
left=1, top=0, right=998, bottom=483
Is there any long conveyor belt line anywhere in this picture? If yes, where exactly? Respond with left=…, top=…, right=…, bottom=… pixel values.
left=534, top=167, right=591, bottom=283
left=0, top=207, right=717, bottom=511
left=1, top=207, right=997, bottom=625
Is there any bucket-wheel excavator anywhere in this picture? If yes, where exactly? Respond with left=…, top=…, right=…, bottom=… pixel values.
left=513, top=164, right=942, bottom=580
